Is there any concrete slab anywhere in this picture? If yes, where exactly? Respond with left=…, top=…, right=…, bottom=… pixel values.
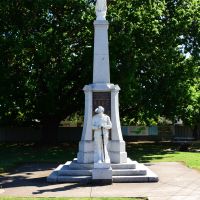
left=0, top=162, right=200, bottom=200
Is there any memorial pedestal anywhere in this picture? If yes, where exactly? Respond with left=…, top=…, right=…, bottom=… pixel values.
left=47, top=158, right=158, bottom=183
left=77, top=83, right=127, bottom=164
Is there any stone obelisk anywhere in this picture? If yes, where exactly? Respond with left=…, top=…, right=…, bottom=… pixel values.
left=77, top=0, right=127, bottom=164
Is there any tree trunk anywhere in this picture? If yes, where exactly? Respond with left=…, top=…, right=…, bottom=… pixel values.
left=41, top=117, right=60, bottom=144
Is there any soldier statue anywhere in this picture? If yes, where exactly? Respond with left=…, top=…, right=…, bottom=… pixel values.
left=92, top=106, right=112, bottom=163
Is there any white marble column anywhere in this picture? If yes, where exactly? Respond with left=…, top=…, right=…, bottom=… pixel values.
left=77, top=85, right=94, bottom=163
left=108, top=85, right=127, bottom=163
left=111, top=85, right=123, bottom=141
left=81, top=85, right=93, bottom=141
left=93, top=20, right=110, bottom=83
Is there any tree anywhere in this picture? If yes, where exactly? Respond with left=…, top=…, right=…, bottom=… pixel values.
left=107, top=0, right=200, bottom=125
left=0, top=0, right=94, bottom=142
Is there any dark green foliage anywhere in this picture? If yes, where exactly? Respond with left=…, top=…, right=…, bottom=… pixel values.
left=108, top=0, right=200, bottom=125
left=0, top=0, right=94, bottom=141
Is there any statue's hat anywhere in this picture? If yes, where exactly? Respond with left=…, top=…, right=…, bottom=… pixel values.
left=95, top=106, right=104, bottom=113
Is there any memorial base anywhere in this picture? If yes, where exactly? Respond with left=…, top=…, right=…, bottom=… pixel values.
left=47, top=158, right=158, bottom=183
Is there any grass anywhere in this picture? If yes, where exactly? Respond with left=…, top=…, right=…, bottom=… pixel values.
left=0, top=198, right=146, bottom=200
left=0, top=143, right=77, bottom=173
left=0, top=141, right=200, bottom=174
left=126, top=142, right=200, bottom=170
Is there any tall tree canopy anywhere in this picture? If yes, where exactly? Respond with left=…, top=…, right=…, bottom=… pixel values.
left=0, top=0, right=94, bottom=141
left=108, top=0, right=200, bottom=125
left=0, top=0, right=199, bottom=141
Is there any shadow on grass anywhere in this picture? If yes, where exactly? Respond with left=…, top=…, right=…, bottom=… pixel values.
left=1, top=141, right=196, bottom=174
left=0, top=142, right=78, bottom=173
left=126, top=142, right=179, bottom=163
left=1, top=141, right=199, bottom=173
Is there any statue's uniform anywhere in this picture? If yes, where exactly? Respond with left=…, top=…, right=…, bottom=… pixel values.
left=92, top=113, right=112, bottom=163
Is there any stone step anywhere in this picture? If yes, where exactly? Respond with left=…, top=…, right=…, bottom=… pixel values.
left=69, top=162, right=137, bottom=170
left=58, top=169, right=92, bottom=176
left=58, top=166, right=146, bottom=176
left=57, top=168, right=146, bottom=176
left=57, top=175, right=92, bottom=183
left=113, top=165, right=159, bottom=183
left=58, top=163, right=144, bottom=176
left=113, top=175, right=155, bottom=183
left=111, top=162, right=136, bottom=169
left=68, top=158, right=137, bottom=170
left=47, top=158, right=158, bottom=183
left=111, top=158, right=137, bottom=169
left=112, top=169, right=146, bottom=176
left=56, top=173, right=158, bottom=183
left=69, top=160, right=94, bottom=170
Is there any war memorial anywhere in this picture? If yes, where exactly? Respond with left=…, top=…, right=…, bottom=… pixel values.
left=47, top=0, right=158, bottom=184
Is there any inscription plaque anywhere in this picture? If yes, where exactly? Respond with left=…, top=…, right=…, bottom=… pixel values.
left=93, top=92, right=111, bottom=117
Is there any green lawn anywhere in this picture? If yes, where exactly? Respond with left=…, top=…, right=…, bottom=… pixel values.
left=0, top=198, right=146, bottom=200
left=126, top=142, right=200, bottom=170
left=0, top=142, right=200, bottom=174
